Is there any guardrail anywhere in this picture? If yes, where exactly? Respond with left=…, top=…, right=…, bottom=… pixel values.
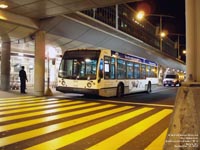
left=81, top=4, right=177, bottom=58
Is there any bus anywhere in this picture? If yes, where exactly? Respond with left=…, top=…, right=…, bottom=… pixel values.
left=56, top=49, right=158, bottom=97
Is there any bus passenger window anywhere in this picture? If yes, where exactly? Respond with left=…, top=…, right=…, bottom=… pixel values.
left=151, top=66, right=157, bottom=77
left=127, top=61, right=133, bottom=79
left=141, top=64, right=146, bottom=79
left=133, top=63, right=140, bottom=79
left=117, top=59, right=126, bottom=79
left=110, top=58, right=115, bottom=79
left=146, top=65, right=151, bottom=77
left=104, top=56, right=115, bottom=79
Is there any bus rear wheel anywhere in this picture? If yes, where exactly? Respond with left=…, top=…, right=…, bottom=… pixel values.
left=116, top=84, right=124, bottom=98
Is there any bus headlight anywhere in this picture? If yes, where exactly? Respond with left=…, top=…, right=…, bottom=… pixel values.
left=61, top=80, right=66, bottom=86
left=87, top=82, right=92, bottom=88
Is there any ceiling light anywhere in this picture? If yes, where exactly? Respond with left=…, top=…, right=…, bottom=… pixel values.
left=0, top=1, right=8, bottom=9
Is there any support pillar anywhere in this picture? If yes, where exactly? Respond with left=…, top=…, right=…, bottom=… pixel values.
left=164, top=0, right=200, bottom=149
left=115, top=4, right=119, bottom=30
left=0, top=35, right=11, bottom=91
left=34, top=31, right=45, bottom=96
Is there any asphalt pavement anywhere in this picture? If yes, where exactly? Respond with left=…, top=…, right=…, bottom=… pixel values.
left=0, top=84, right=164, bottom=99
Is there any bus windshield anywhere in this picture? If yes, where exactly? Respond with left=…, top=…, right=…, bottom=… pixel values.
left=58, top=50, right=100, bottom=80
left=165, top=74, right=177, bottom=79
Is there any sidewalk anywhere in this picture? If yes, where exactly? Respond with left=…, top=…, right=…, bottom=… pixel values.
left=0, top=90, right=22, bottom=98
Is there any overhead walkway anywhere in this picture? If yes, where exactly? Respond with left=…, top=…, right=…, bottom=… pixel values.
left=40, top=4, right=185, bottom=70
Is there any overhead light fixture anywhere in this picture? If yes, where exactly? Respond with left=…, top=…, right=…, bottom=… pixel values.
left=0, top=1, right=8, bottom=9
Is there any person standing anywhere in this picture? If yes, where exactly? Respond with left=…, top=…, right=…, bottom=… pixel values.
left=19, top=66, right=28, bottom=93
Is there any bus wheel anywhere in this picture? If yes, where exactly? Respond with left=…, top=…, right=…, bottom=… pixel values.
left=116, top=84, right=124, bottom=98
left=147, top=81, right=152, bottom=93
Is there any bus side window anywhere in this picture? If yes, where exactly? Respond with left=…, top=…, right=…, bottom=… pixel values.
left=117, top=59, right=126, bottom=79
left=141, top=64, right=146, bottom=79
left=133, top=63, right=140, bottom=79
left=146, top=65, right=151, bottom=77
left=127, top=61, right=133, bottom=79
left=104, top=56, right=114, bottom=79
left=104, top=63, right=109, bottom=79
left=110, top=58, right=115, bottom=79
left=103, top=56, right=115, bottom=79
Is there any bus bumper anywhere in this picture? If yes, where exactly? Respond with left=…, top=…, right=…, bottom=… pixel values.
left=56, top=86, right=99, bottom=95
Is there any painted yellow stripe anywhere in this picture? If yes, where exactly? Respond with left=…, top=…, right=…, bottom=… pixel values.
left=0, top=99, right=62, bottom=110
left=145, top=129, right=168, bottom=150
left=87, top=109, right=172, bottom=150
left=0, top=100, right=73, bottom=115
left=1, top=103, right=113, bottom=131
left=0, top=101, right=87, bottom=122
left=0, top=106, right=134, bottom=147
left=0, top=97, right=47, bottom=107
left=0, top=96, right=35, bottom=101
left=25, top=107, right=154, bottom=150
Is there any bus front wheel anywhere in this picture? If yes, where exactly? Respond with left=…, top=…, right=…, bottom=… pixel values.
left=116, top=84, right=124, bottom=98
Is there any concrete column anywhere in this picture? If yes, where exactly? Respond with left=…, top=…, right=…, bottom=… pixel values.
left=195, top=0, right=200, bottom=82
left=164, top=0, right=200, bottom=149
left=115, top=4, right=119, bottom=30
left=0, top=35, right=11, bottom=91
left=34, top=31, right=45, bottom=96
left=185, top=0, right=196, bottom=81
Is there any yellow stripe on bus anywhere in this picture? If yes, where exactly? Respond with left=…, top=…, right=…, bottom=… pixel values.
left=144, top=129, right=168, bottom=150
left=25, top=107, right=154, bottom=150
left=0, top=106, right=134, bottom=147
left=87, top=109, right=172, bottom=150
left=1, top=104, right=114, bottom=131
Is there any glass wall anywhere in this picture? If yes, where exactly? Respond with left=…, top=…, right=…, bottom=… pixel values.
left=10, top=54, right=34, bottom=90
left=2, top=53, right=61, bottom=90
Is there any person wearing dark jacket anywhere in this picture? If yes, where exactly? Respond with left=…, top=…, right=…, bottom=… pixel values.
left=19, top=66, right=28, bottom=93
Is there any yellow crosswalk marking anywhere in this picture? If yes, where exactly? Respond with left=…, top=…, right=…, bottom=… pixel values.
left=145, top=129, right=168, bottom=150
left=0, top=101, right=87, bottom=122
left=0, top=99, right=63, bottom=110
left=87, top=109, right=172, bottom=150
left=0, top=101, right=80, bottom=115
left=0, top=96, right=35, bottom=101
left=25, top=107, right=154, bottom=150
left=1, top=104, right=114, bottom=131
left=0, top=97, right=46, bottom=107
left=0, top=105, right=134, bottom=147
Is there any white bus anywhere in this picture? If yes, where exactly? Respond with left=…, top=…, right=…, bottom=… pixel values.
left=56, top=49, right=158, bottom=97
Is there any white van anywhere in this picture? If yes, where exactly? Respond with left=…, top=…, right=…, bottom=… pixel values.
left=163, top=74, right=181, bottom=87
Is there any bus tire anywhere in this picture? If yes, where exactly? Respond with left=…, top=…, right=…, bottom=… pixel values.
left=116, top=84, right=124, bottom=98
left=147, top=81, right=152, bottom=93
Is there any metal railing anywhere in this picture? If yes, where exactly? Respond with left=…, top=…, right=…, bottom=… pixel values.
left=81, top=4, right=177, bottom=58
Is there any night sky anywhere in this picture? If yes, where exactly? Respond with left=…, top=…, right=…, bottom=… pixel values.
left=129, top=0, right=185, bottom=43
